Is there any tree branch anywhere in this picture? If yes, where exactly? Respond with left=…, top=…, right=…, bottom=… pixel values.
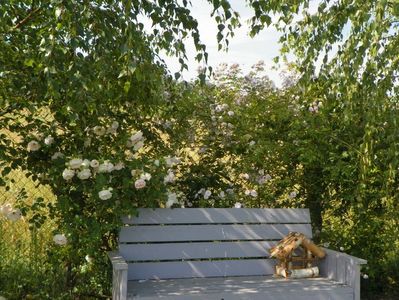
left=13, top=7, right=41, bottom=29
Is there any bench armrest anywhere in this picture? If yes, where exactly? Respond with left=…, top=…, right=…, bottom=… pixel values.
left=318, top=248, right=367, bottom=300
left=108, top=251, right=128, bottom=300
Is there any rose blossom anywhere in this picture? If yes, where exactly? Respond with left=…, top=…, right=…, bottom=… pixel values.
left=51, top=152, right=64, bottom=160
left=93, top=126, right=106, bottom=136
left=27, top=140, right=40, bottom=152
left=90, top=159, right=99, bottom=168
left=204, top=190, right=212, bottom=200
left=166, top=192, right=178, bottom=208
left=99, top=188, right=112, bottom=200
left=69, top=158, right=83, bottom=169
left=62, top=169, right=75, bottom=180
left=130, top=131, right=143, bottom=144
left=0, top=203, right=13, bottom=216
left=77, top=169, right=91, bottom=180
left=7, top=208, right=22, bottom=221
left=44, top=135, right=54, bottom=145
left=134, top=179, right=146, bottom=189
left=53, top=234, right=67, bottom=245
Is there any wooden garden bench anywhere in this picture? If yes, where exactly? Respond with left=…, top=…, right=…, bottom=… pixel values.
left=109, top=208, right=366, bottom=300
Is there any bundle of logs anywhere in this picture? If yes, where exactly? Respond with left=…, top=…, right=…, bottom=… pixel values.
left=269, top=232, right=326, bottom=279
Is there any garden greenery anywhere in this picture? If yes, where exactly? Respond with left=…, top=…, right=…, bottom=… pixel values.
left=1, top=0, right=399, bottom=299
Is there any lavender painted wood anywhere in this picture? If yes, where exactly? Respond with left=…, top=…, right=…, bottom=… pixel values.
left=119, top=223, right=313, bottom=243
left=122, top=208, right=311, bottom=224
left=127, top=259, right=276, bottom=280
left=318, top=248, right=366, bottom=300
left=119, top=241, right=277, bottom=261
left=108, top=252, right=128, bottom=300
left=127, top=276, right=354, bottom=300
left=110, top=209, right=366, bottom=300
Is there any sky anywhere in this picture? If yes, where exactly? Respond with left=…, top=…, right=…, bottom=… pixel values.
left=160, top=1, right=284, bottom=86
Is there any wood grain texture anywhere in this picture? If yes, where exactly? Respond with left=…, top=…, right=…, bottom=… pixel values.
left=120, top=241, right=276, bottom=261
left=127, top=259, right=277, bottom=280
left=122, top=208, right=311, bottom=224
left=127, top=276, right=354, bottom=300
left=108, top=252, right=128, bottom=300
left=119, top=223, right=313, bottom=243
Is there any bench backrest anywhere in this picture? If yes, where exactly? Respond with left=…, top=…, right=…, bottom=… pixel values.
left=119, top=208, right=312, bottom=280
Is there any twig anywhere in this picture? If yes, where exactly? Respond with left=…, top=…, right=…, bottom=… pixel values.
left=13, top=7, right=41, bottom=29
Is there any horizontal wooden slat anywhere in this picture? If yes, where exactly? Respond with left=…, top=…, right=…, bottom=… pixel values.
left=120, top=241, right=277, bottom=261
left=127, top=259, right=276, bottom=280
left=119, top=224, right=312, bottom=243
left=123, top=208, right=311, bottom=224
left=127, top=276, right=354, bottom=299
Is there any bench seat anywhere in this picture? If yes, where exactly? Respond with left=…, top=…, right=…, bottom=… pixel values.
left=126, top=276, right=354, bottom=300
left=110, top=208, right=366, bottom=300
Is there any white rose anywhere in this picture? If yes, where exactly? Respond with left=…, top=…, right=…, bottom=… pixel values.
left=165, top=156, right=180, bottom=167
left=130, top=131, right=143, bottom=144
left=249, top=140, right=256, bottom=146
left=204, top=190, right=212, bottom=200
left=234, top=202, right=242, bottom=208
left=258, top=169, right=265, bottom=175
left=309, top=106, right=315, bottom=112
left=62, top=169, right=75, bottom=180
left=44, top=135, right=54, bottom=145
left=99, top=189, right=112, bottom=200
left=133, top=140, right=144, bottom=151
left=85, top=255, right=93, bottom=264
left=134, top=179, right=146, bottom=189
left=81, top=159, right=90, bottom=168
left=107, top=126, right=117, bottom=134
left=27, top=140, right=40, bottom=152
left=0, top=203, right=13, bottom=216
left=106, top=162, right=114, bottom=172
left=7, top=209, right=22, bottom=221
left=111, top=121, right=119, bottom=129
left=245, top=190, right=251, bottom=195
left=363, top=274, right=369, bottom=279
left=140, top=172, right=152, bottom=181
left=69, top=158, right=83, bottom=169
left=227, top=111, right=234, bottom=116
left=53, top=234, right=67, bottom=245
left=77, top=169, right=91, bottom=180
left=90, top=159, right=99, bottom=168
left=166, top=192, right=178, bottom=208
left=114, top=162, right=125, bottom=171
left=339, top=246, right=345, bottom=251
left=240, top=173, right=250, bottom=180
left=250, top=190, right=258, bottom=198
left=93, top=126, right=106, bottom=136
left=215, top=104, right=224, bottom=112
left=163, top=171, right=175, bottom=184
left=219, top=191, right=225, bottom=199
left=51, top=152, right=64, bottom=160
left=257, top=176, right=266, bottom=185
left=154, top=159, right=160, bottom=167
left=98, top=162, right=113, bottom=173
left=289, top=191, right=297, bottom=198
